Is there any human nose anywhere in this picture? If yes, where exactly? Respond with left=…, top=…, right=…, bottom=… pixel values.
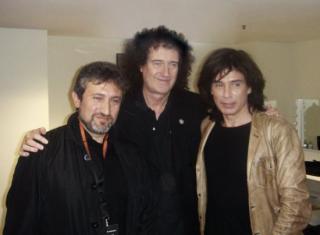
left=160, top=63, right=170, bottom=76
left=100, top=99, right=111, bottom=115
left=222, top=84, right=231, bottom=98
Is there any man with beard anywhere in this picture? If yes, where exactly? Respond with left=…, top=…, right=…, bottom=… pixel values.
left=18, top=26, right=207, bottom=235
left=4, top=61, right=152, bottom=235
left=16, top=27, right=280, bottom=235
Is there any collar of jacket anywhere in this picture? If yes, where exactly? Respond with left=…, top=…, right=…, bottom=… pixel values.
left=65, top=111, right=115, bottom=149
left=65, top=112, right=83, bottom=148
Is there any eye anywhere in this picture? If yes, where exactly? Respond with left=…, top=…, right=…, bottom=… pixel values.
left=169, top=62, right=178, bottom=69
left=111, top=97, right=122, bottom=105
left=151, top=60, right=163, bottom=67
left=232, top=81, right=242, bottom=87
left=93, top=96, right=103, bottom=101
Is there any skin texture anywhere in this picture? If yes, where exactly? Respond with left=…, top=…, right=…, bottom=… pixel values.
left=140, top=46, right=179, bottom=118
left=72, top=81, right=122, bottom=143
left=211, top=69, right=252, bottom=127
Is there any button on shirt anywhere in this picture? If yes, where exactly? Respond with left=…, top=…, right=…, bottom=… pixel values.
left=135, top=92, right=185, bottom=234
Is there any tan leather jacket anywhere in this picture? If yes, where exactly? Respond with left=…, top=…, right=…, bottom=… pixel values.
left=196, top=112, right=312, bottom=235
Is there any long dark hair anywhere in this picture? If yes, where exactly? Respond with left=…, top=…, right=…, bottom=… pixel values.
left=197, top=48, right=266, bottom=120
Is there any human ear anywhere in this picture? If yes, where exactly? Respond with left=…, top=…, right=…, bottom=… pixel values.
left=72, top=91, right=81, bottom=108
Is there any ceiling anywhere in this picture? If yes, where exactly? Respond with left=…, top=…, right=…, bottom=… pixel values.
left=1, top=0, right=320, bottom=44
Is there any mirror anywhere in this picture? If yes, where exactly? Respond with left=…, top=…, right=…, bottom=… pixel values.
left=296, top=99, right=320, bottom=149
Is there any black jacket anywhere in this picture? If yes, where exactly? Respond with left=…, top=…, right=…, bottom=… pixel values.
left=4, top=112, right=153, bottom=235
left=115, top=88, right=207, bottom=235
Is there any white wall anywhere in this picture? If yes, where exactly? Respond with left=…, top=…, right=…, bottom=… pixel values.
left=0, top=28, right=48, bottom=230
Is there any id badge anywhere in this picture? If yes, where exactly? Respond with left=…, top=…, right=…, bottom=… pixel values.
left=106, top=224, right=119, bottom=235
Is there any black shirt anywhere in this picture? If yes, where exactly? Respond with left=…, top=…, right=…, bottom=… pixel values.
left=85, top=133, right=128, bottom=234
left=140, top=92, right=184, bottom=234
left=204, top=121, right=252, bottom=235
left=116, top=88, right=207, bottom=235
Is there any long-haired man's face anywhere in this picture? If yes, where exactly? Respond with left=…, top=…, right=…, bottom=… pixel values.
left=211, top=69, right=251, bottom=121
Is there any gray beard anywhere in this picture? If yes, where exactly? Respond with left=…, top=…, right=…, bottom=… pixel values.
left=79, top=116, right=113, bottom=135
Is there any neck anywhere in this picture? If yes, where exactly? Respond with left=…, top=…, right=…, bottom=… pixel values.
left=222, top=109, right=252, bottom=127
left=143, top=88, right=170, bottom=119
left=89, top=133, right=105, bottom=144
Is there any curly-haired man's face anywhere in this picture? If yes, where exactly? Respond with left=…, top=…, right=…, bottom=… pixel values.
left=140, top=46, right=179, bottom=97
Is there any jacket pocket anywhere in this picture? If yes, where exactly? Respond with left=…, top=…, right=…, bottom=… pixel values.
left=253, top=156, right=275, bottom=187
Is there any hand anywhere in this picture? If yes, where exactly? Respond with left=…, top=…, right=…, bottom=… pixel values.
left=265, top=105, right=280, bottom=117
left=20, top=127, right=48, bottom=157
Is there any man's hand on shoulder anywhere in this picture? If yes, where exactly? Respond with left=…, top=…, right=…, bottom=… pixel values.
left=264, top=105, right=280, bottom=117
left=20, top=127, right=48, bottom=157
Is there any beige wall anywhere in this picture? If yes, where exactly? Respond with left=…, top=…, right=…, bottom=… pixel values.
left=189, top=41, right=230, bottom=91
left=238, top=42, right=298, bottom=123
left=0, top=28, right=48, bottom=230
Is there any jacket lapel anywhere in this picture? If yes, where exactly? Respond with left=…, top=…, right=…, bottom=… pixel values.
left=196, top=118, right=215, bottom=235
left=247, top=113, right=262, bottom=182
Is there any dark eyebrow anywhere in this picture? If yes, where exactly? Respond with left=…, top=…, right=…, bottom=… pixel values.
left=92, top=93, right=105, bottom=96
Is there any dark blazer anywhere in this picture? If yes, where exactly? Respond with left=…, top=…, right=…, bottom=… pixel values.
left=115, top=88, right=207, bottom=235
left=4, top=112, right=153, bottom=235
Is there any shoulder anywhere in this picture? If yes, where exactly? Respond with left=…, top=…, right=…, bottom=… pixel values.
left=44, top=125, right=68, bottom=142
left=200, top=116, right=213, bottom=133
left=171, top=88, right=207, bottom=117
left=173, top=88, right=201, bottom=102
left=252, top=112, right=296, bottom=135
left=32, top=125, right=70, bottom=157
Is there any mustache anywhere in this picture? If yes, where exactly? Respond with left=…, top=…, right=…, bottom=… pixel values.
left=94, top=113, right=112, bottom=119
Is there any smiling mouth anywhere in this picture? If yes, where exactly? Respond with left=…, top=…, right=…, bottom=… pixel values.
left=157, top=78, right=171, bottom=82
